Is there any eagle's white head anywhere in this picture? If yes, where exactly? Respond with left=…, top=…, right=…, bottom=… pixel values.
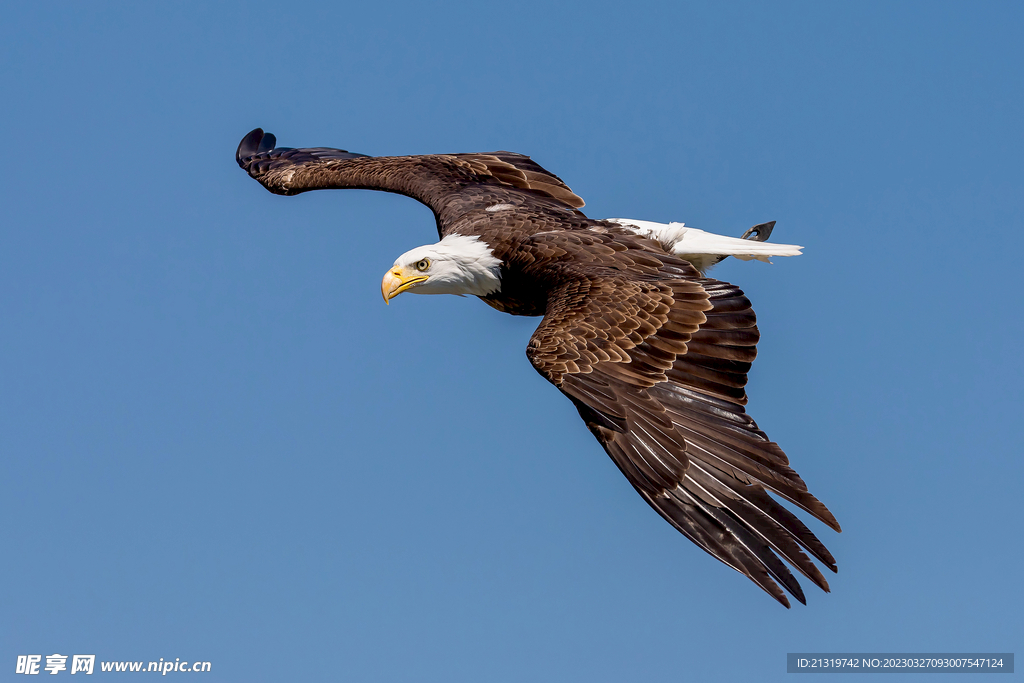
left=381, top=233, right=502, bottom=302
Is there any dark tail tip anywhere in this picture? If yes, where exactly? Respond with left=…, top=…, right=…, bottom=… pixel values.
left=236, top=128, right=276, bottom=166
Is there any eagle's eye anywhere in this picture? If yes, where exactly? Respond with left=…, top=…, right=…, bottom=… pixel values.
left=415, top=258, right=431, bottom=272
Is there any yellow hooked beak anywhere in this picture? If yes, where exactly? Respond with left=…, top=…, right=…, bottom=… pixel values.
left=381, top=267, right=428, bottom=304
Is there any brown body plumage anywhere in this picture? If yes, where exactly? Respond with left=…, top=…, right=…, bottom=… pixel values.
left=237, top=128, right=840, bottom=607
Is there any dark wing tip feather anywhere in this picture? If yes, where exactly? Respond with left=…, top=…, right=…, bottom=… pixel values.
left=236, top=128, right=370, bottom=167
left=258, top=132, right=276, bottom=154
left=235, top=129, right=374, bottom=197
left=237, top=128, right=270, bottom=166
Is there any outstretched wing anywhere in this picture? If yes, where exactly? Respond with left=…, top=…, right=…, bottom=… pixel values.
left=525, top=238, right=840, bottom=607
left=236, top=128, right=585, bottom=235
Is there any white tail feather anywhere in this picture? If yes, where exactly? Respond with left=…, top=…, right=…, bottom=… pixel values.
left=606, top=218, right=802, bottom=273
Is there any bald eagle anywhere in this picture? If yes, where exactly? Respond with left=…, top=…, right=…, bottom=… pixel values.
left=236, top=128, right=839, bottom=608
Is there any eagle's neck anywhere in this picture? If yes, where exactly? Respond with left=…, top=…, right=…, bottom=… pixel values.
left=442, top=234, right=503, bottom=296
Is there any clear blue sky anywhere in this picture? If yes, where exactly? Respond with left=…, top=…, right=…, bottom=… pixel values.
left=2, top=2, right=1021, bottom=681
